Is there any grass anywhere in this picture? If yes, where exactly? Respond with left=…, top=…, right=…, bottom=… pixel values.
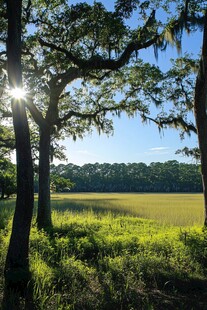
left=0, top=193, right=207, bottom=309
left=50, top=192, right=204, bottom=226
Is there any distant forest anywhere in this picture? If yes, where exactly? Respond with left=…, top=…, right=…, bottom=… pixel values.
left=50, top=160, right=202, bottom=193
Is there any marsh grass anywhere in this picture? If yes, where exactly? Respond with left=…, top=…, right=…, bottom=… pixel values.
left=0, top=193, right=207, bottom=309
left=51, top=193, right=204, bottom=226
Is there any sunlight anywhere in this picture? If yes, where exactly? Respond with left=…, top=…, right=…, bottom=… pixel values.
left=10, top=87, right=26, bottom=100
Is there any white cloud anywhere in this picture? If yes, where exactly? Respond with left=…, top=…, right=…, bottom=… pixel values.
left=149, top=147, right=170, bottom=152
left=145, top=146, right=172, bottom=156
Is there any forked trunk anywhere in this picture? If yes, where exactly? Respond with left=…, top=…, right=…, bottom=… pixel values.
left=194, top=10, right=207, bottom=226
left=37, top=127, right=52, bottom=229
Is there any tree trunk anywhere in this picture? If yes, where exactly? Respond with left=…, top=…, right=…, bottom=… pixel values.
left=194, top=10, right=207, bottom=226
left=1, top=181, right=5, bottom=199
left=37, top=127, right=52, bottom=229
left=4, top=0, right=34, bottom=289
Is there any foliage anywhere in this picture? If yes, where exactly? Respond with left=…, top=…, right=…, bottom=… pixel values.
left=21, top=0, right=173, bottom=137
left=0, top=125, right=15, bottom=158
left=0, top=158, right=16, bottom=199
left=51, top=160, right=202, bottom=193
left=50, top=174, right=75, bottom=192
left=176, top=146, right=200, bottom=161
left=16, top=0, right=197, bottom=159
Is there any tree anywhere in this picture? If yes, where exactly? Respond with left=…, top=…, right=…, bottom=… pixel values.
left=50, top=174, right=74, bottom=192
left=194, top=10, right=207, bottom=226
left=0, top=125, right=15, bottom=157
left=10, top=0, right=201, bottom=229
left=22, top=0, right=169, bottom=228
left=3, top=0, right=34, bottom=298
left=0, top=158, right=16, bottom=199
left=50, top=161, right=202, bottom=193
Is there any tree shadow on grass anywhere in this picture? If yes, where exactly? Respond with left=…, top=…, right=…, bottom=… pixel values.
left=1, top=269, right=37, bottom=310
left=155, top=228, right=207, bottom=309
left=51, top=198, right=131, bottom=216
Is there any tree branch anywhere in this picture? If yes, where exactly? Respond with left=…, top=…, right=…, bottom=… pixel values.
left=39, top=35, right=159, bottom=71
left=142, top=114, right=197, bottom=134
left=48, top=67, right=81, bottom=92
left=25, top=98, right=48, bottom=129
left=55, top=100, right=142, bottom=128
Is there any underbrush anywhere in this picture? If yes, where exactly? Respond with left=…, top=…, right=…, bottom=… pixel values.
left=2, top=211, right=207, bottom=309
left=0, top=195, right=207, bottom=309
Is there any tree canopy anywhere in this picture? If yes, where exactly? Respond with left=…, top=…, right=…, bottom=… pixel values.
left=19, top=0, right=195, bottom=228
left=51, top=160, right=202, bottom=193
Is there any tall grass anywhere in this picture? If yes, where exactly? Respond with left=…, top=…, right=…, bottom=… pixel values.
left=0, top=199, right=15, bottom=229
left=0, top=193, right=206, bottom=309
left=51, top=193, right=204, bottom=226
left=1, top=193, right=204, bottom=227
left=28, top=210, right=207, bottom=309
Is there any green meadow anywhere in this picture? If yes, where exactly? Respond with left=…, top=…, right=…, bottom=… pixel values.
left=1, top=193, right=207, bottom=309
left=50, top=193, right=204, bottom=226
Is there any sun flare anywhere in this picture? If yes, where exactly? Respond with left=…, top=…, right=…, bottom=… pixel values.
left=10, top=88, right=26, bottom=100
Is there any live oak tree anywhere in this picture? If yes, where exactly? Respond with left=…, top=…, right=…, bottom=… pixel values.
left=3, top=0, right=34, bottom=297
left=74, top=2, right=207, bottom=226
left=23, top=0, right=180, bottom=229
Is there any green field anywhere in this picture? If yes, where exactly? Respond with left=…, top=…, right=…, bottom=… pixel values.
left=1, top=193, right=207, bottom=309
left=50, top=192, right=204, bottom=226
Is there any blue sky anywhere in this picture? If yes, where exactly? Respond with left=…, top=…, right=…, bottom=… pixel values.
left=60, top=112, right=198, bottom=166
left=55, top=1, right=202, bottom=166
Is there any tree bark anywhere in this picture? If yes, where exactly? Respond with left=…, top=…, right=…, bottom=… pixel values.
left=4, top=0, right=34, bottom=288
left=1, top=181, right=5, bottom=199
left=194, top=10, right=207, bottom=226
left=37, top=127, right=52, bottom=229
left=36, top=92, right=59, bottom=229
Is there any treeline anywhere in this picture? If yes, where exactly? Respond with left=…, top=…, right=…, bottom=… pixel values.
left=50, top=160, right=202, bottom=193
